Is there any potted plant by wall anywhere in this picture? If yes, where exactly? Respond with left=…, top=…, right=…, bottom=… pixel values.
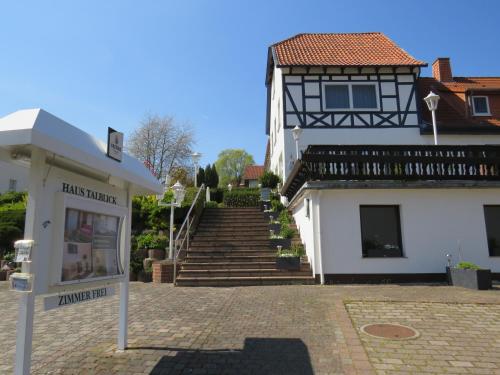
left=276, top=244, right=305, bottom=271
left=449, top=261, right=492, bottom=290
left=137, top=232, right=168, bottom=260
left=270, top=224, right=294, bottom=249
left=260, top=171, right=280, bottom=202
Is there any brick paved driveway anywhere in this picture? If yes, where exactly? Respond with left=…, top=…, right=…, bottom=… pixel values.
left=0, top=282, right=499, bottom=375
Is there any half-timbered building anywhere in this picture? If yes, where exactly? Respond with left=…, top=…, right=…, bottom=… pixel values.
left=266, top=33, right=500, bottom=283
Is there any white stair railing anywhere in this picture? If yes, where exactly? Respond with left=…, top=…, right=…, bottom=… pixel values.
left=173, top=183, right=205, bottom=284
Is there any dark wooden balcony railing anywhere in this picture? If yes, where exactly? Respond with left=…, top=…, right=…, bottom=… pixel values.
left=281, top=145, right=500, bottom=201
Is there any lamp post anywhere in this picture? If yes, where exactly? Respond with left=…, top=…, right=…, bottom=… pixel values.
left=157, top=180, right=186, bottom=260
left=423, top=91, right=440, bottom=145
left=291, top=125, right=303, bottom=160
left=192, top=152, right=201, bottom=187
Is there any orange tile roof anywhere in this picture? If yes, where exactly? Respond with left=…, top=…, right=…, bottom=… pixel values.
left=418, top=77, right=500, bottom=132
left=272, top=33, right=426, bottom=67
left=243, top=165, right=265, bottom=181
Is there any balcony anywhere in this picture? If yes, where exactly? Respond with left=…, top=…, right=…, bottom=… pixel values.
left=281, top=145, right=500, bottom=201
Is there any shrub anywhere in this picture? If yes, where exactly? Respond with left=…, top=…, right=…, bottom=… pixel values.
left=205, top=201, right=218, bottom=208
left=223, top=188, right=260, bottom=207
left=271, top=199, right=284, bottom=213
left=260, top=171, right=281, bottom=189
left=136, top=232, right=167, bottom=250
left=456, top=261, right=482, bottom=270
left=0, top=191, right=26, bottom=205
left=280, top=225, right=295, bottom=239
left=278, top=209, right=292, bottom=225
left=209, top=188, right=224, bottom=203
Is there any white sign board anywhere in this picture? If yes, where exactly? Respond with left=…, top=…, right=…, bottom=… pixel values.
left=107, top=127, right=124, bottom=162
left=43, top=286, right=115, bottom=311
left=10, top=273, right=34, bottom=293
left=14, top=240, right=34, bottom=262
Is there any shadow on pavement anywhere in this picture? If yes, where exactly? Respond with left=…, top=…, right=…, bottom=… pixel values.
left=142, top=338, right=314, bottom=375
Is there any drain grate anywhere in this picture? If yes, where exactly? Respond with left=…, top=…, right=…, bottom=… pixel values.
left=360, top=323, right=419, bottom=340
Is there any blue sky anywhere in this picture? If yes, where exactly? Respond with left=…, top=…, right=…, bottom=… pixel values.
left=0, top=0, right=499, bottom=165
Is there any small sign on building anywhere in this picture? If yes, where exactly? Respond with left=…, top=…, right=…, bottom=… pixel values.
left=107, top=127, right=124, bottom=162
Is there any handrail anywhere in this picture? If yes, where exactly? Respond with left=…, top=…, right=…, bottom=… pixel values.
left=173, top=183, right=205, bottom=284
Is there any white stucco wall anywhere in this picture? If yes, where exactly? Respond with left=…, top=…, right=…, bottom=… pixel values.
left=0, top=160, right=29, bottom=192
left=291, top=193, right=317, bottom=274
left=293, top=188, right=500, bottom=276
left=269, top=66, right=286, bottom=179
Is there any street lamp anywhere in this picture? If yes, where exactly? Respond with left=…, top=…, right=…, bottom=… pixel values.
left=192, top=152, right=202, bottom=187
left=157, top=180, right=186, bottom=260
left=423, top=91, right=440, bottom=145
left=291, top=125, right=303, bottom=160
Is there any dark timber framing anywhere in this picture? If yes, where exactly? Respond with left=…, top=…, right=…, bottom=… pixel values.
left=281, top=66, right=420, bottom=129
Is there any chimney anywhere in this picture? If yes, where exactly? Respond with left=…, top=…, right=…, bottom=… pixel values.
left=432, top=57, right=453, bottom=82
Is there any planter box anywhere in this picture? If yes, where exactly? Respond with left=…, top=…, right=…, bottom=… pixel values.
left=260, top=188, right=271, bottom=202
left=268, top=223, right=281, bottom=233
left=270, top=238, right=291, bottom=249
left=264, top=211, right=279, bottom=221
left=276, top=257, right=300, bottom=271
left=450, top=268, right=492, bottom=290
left=152, top=260, right=180, bottom=283
left=148, top=248, right=166, bottom=260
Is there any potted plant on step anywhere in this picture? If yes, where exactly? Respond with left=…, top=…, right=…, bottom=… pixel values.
left=449, top=261, right=492, bottom=290
left=260, top=171, right=280, bottom=202
left=276, top=244, right=305, bottom=271
left=270, top=224, right=295, bottom=249
left=137, top=232, right=168, bottom=260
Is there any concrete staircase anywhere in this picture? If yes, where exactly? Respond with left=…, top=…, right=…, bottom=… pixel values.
left=176, top=207, right=314, bottom=286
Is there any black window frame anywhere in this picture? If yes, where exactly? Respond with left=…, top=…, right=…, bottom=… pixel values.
left=483, top=205, right=500, bottom=257
left=359, top=205, right=404, bottom=258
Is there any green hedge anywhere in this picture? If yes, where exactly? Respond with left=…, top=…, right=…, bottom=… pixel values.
left=223, top=188, right=260, bottom=207
left=0, top=192, right=27, bottom=256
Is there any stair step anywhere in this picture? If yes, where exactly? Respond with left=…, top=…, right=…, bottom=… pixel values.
left=178, top=269, right=312, bottom=277
left=186, top=255, right=278, bottom=262
left=188, top=252, right=276, bottom=258
left=175, top=276, right=315, bottom=287
left=181, top=261, right=277, bottom=269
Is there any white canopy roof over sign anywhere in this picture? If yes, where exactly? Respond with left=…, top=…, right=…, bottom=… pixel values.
left=0, top=108, right=162, bottom=195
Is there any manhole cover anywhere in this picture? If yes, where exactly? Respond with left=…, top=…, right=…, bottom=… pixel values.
left=360, top=323, right=419, bottom=340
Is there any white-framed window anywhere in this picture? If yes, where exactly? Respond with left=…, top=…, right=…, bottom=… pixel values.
left=8, top=179, right=17, bottom=191
left=471, top=96, right=491, bottom=116
left=322, top=82, right=380, bottom=111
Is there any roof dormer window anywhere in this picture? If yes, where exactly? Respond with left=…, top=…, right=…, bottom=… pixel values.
left=471, top=96, right=491, bottom=116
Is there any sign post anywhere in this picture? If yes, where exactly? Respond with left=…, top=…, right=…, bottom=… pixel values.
left=14, top=148, right=45, bottom=375
left=0, top=109, right=162, bottom=375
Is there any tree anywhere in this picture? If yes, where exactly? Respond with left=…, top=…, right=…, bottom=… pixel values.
left=215, top=149, right=254, bottom=187
left=196, top=166, right=205, bottom=187
left=169, top=166, right=193, bottom=187
left=204, top=164, right=219, bottom=188
left=128, top=114, right=195, bottom=180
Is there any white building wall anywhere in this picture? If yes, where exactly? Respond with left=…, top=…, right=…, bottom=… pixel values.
left=0, top=160, right=29, bottom=193
left=303, top=188, right=500, bottom=275
left=291, top=193, right=317, bottom=274
left=269, top=66, right=286, bottom=179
